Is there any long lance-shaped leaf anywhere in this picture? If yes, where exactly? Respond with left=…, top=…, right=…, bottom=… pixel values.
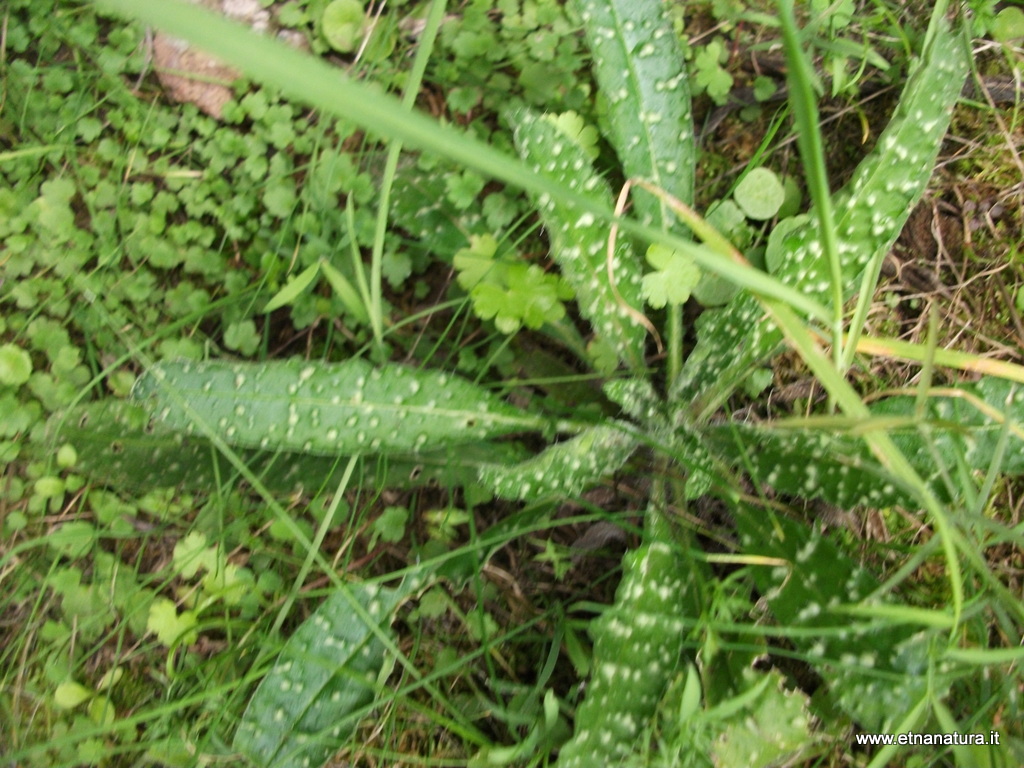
left=735, top=508, right=957, bottom=732
left=705, top=377, right=1024, bottom=509
left=49, top=401, right=526, bottom=493
left=132, top=358, right=549, bottom=456
left=573, top=0, right=695, bottom=228
left=673, top=21, right=967, bottom=420
left=478, top=422, right=638, bottom=501
left=234, top=576, right=424, bottom=768
left=556, top=522, right=696, bottom=767
left=511, top=109, right=647, bottom=371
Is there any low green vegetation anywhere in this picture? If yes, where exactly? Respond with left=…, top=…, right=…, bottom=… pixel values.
left=2, top=0, right=1023, bottom=766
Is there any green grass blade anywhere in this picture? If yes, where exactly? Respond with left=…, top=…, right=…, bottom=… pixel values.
left=368, top=0, right=448, bottom=349
left=777, top=0, right=844, bottom=359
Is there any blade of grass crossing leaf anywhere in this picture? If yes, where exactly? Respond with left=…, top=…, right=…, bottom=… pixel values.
left=94, top=0, right=583, bottom=225
left=368, top=0, right=448, bottom=350
left=765, top=297, right=964, bottom=631
left=273, top=456, right=359, bottom=636
left=572, top=0, right=695, bottom=382
left=674, top=15, right=966, bottom=418
left=777, top=0, right=844, bottom=364
left=62, top=294, right=491, bottom=750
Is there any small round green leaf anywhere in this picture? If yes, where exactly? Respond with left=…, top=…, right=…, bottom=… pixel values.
left=992, top=7, right=1024, bottom=43
left=734, top=167, right=785, bottom=220
left=57, top=443, right=78, bottom=468
left=0, top=344, right=32, bottom=387
left=54, top=680, right=93, bottom=710
left=322, top=0, right=365, bottom=53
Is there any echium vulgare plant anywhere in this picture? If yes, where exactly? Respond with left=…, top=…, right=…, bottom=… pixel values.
left=61, top=0, right=1023, bottom=765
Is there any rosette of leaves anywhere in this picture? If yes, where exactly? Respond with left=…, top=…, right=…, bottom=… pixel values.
left=64, top=0, right=995, bottom=765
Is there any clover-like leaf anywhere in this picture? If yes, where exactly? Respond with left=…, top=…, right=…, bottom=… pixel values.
left=322, top=0, right=365, bottom=53
left=371, top=506, right=408, bottom=547
left=453, top=234, right=500, bottom=291
left=0, top=343, right=32, bottom=387
left=471, top=282, right=520, bottom=333
left=223, top=319, right=260, bottom=356
left=445, top=170, right=485, bottom=210
left=173, top=531, right=220, bottom=580
left=147, top=598, right=199, bottom=647
left=693, top=39, right=734, bottom=105
left=642, top=244, right=701, bottom=309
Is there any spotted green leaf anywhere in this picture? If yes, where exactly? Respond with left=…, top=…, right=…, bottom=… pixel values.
left=478, top=422, right=638, bottom=501
left=706, top=421, right=917, bottom=510
left=706, top=376, right=1024, bottom=509
left=736, top=509, right=950, bottom=732
left=511, top=110, right=646, bottom=371
left=572, top=0, right=695, bottom=228
left=556, top=532, right=695, bottom=767
left=711, top=668, right=812, bottom=768
left=132, top=358, right=547, bottom=456
left=674, top=21, right=967, bottom=418
left=602, top=377, right=661, bottom=422
left=50, top=400, right=527, bottom=494
left=233, top=577, right=421, bottom=768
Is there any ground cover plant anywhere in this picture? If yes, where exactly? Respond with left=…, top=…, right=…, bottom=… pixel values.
left=2, top=0, right=1024, bottom=766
